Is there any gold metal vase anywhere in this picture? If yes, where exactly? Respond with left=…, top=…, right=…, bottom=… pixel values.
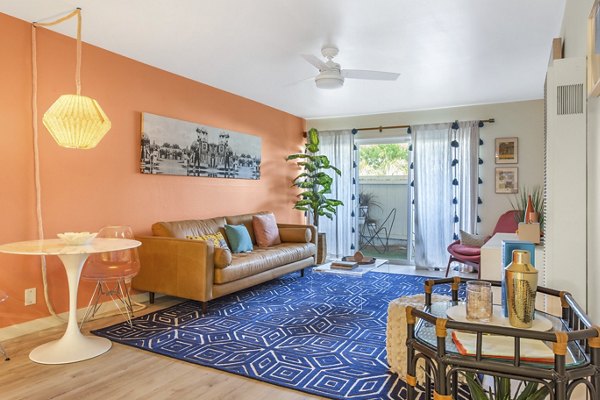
left=505, top=250, right=538, bottom=328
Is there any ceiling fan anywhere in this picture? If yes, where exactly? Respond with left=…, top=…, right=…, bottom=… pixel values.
left=302, top=46, right=400, bottom=89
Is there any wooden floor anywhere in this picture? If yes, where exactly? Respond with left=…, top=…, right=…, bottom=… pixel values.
left=0, top=296, right=321, bottom=400
left=0, top=266, right=471, bottom=399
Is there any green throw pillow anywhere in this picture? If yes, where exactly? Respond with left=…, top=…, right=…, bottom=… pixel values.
left=224, top=224, right=253, bottom=253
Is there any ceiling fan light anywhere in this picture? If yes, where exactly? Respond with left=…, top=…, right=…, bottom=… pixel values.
left=315, top=75, right=344, bottom=89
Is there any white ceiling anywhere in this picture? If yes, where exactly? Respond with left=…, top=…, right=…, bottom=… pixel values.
left=1, top=0, right=566, bottom=119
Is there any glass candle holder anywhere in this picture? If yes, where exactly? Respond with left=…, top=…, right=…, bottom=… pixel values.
left=466, top=280, right=493, bottom=322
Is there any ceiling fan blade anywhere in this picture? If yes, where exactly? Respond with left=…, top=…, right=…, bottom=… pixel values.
left=342, top=69, right=400, bottom=81
left=284, top=76, right=315, bottom=87
left=301, top=54, right=327, bottom=70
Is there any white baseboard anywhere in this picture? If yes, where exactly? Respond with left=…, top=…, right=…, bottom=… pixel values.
left=0, top=292, right=159, bottom=341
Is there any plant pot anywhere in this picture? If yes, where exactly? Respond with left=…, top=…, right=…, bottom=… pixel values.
left=317, top=233, right=327, bottom=264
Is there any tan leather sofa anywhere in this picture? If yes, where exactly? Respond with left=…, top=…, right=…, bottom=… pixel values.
left=133, top=211, right=317, bottom=312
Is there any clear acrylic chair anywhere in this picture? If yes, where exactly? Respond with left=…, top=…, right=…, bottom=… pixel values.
left=0, top=290, right=9, bottom=360
left=80, top=226, right=140, bottom=327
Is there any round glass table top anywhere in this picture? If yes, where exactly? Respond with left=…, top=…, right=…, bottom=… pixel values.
left=0, top=238, right=141, bottom=256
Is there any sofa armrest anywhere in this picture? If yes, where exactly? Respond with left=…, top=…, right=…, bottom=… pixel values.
left=132, top=236, right=215, bottom=302
left=277, top=223, right=317, bottom=247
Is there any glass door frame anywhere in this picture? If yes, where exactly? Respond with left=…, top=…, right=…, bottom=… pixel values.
left=355, top=136, right=413, bottom=265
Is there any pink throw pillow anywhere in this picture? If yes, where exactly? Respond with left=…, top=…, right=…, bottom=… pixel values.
left=252, top=214, right=281, bottom=247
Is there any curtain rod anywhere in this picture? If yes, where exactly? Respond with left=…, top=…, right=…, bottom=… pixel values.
left=354, top=118, right=495, bottom=133
left=303, top=118, right=495, bottom=136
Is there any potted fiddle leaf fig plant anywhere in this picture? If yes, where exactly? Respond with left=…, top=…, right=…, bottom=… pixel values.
left=287, top=128, right=343, bottom=263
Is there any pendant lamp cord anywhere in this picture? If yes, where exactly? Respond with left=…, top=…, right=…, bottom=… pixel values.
left=31, top=8, right=82, bottom=319
left=34, top=8, right=82, bottom=94
left=76, top=10, right=82, bottom=95
left=32, top=24, right=57, bottom=319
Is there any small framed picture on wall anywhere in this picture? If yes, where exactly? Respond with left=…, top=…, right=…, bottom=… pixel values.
left=495, top=137, right=518, bottom=164
left=495, top=167, right=518, bottom=194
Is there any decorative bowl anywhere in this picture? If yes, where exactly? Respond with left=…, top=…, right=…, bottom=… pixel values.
left=57, top=231, right=97, bottom=245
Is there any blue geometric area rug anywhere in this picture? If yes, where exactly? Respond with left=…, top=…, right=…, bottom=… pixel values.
left=93, top=271, right=466, bottom=400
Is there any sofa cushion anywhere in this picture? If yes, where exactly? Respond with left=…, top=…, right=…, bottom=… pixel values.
left=279, top=227, right=311, bottom=243
left=252, top=213, right=281, bottom=247
left=452, top=243, right=481, bottom=256
left=153, top=217, right=226, bottom=239
left=214, top=247, right=233, bottom=269
left=225, top=224, right=254, bottom=253
left=214, top=242, right=316, bottom=284
left=225, top=211, right=269, bottom=244
left=187, top=232, right=230, bottom=250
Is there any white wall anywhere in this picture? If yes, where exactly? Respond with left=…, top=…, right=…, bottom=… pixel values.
left=560, top=0, right=599, bottom=322
left=561, top=0, right=593, bottom=59
left=308, top=100, right=545, bottom=235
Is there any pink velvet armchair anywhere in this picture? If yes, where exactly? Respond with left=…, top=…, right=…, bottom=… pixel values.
left=445, top=210, right=520, bottom=278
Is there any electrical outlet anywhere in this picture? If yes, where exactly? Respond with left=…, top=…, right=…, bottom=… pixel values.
left=25, top=288, right=36, bottom=306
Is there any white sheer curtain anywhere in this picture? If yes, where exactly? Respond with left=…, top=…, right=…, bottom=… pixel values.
left=455, top=121, right=481, bottom=234
left=318, top=130, right=355, bottom=258
left=412, top=122, right=481, bottom=269
left=412, top=123, right=454, bottom=269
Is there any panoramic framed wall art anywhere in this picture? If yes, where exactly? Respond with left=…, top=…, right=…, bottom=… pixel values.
left=140, top=112, right=261, bottom=180
left=495, top=137, right=518, bottom=164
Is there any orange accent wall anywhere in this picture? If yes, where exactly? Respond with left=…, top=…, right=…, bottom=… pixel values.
left=0, top=12, right=305, bottom=328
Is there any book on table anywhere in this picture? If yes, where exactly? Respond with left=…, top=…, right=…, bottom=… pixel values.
left=330, top=261, right=359, bottom=270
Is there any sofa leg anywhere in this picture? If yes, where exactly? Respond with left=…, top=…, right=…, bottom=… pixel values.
left=201, top=301, right=207, bottom=315
left=300, top=268, right=305, bottom=277
left=149, top=292, right=155, bottom=304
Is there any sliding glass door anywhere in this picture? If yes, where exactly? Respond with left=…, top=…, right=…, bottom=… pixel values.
left=356, top=137, right=412, bottom=264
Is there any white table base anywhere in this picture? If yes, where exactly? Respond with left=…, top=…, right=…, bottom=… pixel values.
left=30, top=334, right=111, bottom=364
left=31, top=252, right=111, bottom=364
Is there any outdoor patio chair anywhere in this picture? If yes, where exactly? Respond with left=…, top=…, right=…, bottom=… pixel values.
left=360, top=208, right=397, bottom=253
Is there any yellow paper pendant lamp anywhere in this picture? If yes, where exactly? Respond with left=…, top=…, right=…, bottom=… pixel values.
left=43, top=94, right=111, bottom=149
left=34, top=9, right=111, bottom=149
